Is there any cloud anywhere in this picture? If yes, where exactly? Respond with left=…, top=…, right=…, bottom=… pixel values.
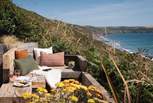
left=59, top=0, right=153, bottom=26
left=63, top=0, right=152, bottom=16
left=13, top=0, right=153, bottom=26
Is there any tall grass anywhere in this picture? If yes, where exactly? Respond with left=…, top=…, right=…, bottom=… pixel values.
left=0, top=35, right=18, bottom=44
left=0, top=35, right=23, bottom=48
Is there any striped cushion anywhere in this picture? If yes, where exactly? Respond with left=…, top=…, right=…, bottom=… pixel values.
left=40, top=52, right=64, bottom=67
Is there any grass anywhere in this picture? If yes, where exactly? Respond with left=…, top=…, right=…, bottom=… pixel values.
left=0, top=35, right=23, bottom=49
left=0, top=35, right=19, bottom=45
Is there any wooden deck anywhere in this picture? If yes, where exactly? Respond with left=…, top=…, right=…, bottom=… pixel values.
left=0, top=97, right=25, bottom=103
left=0, top=71, right=114, bottom=101
left=0, top=71, right=114, bottom=103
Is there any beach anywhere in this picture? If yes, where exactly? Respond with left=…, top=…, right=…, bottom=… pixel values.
left=101, top=32, right=153, bottom=56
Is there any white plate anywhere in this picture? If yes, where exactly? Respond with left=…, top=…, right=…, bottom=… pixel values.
left=13, top=81, right=30, bottom=87
left=16, top=76, right=30, bottom=82
left=14, top=76, right=31, bottom=87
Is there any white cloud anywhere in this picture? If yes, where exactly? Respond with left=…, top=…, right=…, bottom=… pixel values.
left=59, top=0, right=153, bottom=26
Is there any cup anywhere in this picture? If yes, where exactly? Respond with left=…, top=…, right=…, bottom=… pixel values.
left=14, top=70, right=21, bottom=77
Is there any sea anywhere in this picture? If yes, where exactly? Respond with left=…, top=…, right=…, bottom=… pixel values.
left=100, top=32, right=153, bottom=57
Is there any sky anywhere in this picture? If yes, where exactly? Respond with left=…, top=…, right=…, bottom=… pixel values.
left=12, top=0, right=153, bottom=27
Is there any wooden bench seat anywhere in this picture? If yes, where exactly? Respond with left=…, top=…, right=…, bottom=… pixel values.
left=2, top=42, right=88, bottom=83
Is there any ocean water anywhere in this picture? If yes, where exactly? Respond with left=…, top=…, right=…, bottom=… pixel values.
left=102, top=32, right=153, bottom=56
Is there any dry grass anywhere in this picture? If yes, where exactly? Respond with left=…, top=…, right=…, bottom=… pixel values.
left=0, top=35, right=23, bottom=48
left=109, top=55, right=131, bottom=103
left=0, top=35, right=18, bottom=44
left=101, top=63, right=119, bottom=103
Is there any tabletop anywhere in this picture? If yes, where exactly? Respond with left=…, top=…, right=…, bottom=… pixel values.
left=0, top=74, right=46, bottom=97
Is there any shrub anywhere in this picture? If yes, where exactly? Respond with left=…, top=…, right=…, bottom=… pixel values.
left=0, top=35, right=22, bottom=47
left=22, top=79, right=108, bottom=103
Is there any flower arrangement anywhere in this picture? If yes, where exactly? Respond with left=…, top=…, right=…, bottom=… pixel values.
left=22, top=79, right=108, bottom=103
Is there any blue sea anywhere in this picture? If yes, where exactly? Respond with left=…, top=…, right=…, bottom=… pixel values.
left=101, top=32, right=153, bottom=56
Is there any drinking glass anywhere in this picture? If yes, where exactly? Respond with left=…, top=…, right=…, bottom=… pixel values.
left=14, top=69, right=21, bottom=77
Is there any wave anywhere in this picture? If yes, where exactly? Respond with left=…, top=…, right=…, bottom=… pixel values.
left=100, top=36, right=110, bottom=42
left=98, top=35, right=153, bottom=61
left=100, top=36, right=133, bottom=54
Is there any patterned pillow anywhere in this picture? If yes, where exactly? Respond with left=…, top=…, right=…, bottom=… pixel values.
left=33, top=47, right=53, bottom=64
left=40, top=52, right=64, bottom=67
left=15, top=49, right=28, bottom=59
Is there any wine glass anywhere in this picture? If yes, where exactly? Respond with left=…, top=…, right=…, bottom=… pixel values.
left=14, top=69, right=21, bottom=77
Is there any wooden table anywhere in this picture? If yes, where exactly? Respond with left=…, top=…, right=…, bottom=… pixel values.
left=0, top=75, right=46, bottom=97
left=0, top=82, right=32, bottom=97
left=0, top=83, right=16, bottom=97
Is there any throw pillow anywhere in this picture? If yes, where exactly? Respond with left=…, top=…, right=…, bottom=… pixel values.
left=14, top=55, right=39, bottom=75
left=33, top=47, right=53, bottom=64
left=40, top=52, right=64, bottom=67
left=15, top=49, right=28, bottom=59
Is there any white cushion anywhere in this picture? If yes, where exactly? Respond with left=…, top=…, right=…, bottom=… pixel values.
left=33, top=47, right=53, bottom=64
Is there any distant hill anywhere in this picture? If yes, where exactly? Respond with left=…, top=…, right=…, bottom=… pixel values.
left=85, top=26, right=153, bottom=36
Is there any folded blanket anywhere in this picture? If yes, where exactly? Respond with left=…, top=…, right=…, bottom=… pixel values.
left=31, top=66, right=61, bottom=88
left=45, top=69, right=61, bottom=88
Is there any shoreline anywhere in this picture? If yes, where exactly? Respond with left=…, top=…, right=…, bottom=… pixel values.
left=95, top=35, right=153, bottom=61
left=99, top=36, right=134, bottom=53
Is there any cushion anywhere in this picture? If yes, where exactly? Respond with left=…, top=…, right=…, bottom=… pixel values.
left=14, top=55, right=39, bottom=75
left=33, top=47, right=53, bottom=64
left=40, top=52, right=64, bottom=67
left=45, top=69, right=61, bottom=88
left=15, top=49, right=28, bottom=59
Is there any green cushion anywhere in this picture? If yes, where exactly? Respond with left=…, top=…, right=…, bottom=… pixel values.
left=14, top=55, right=38, bottom=75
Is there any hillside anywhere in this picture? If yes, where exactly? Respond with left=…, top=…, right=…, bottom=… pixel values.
left=1, top=0, right=153, bottom=102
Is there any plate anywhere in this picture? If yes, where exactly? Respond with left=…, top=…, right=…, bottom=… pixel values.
left=13, top=81, right=31, bottom=87
left=13, top=76, right=31, bottom=87
left=16, top=76, right=30, bottom=82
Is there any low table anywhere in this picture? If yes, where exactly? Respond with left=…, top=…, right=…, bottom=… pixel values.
left=0, top=75, right=46, bottom=97
left=0, top=83, right=31, bottom=97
